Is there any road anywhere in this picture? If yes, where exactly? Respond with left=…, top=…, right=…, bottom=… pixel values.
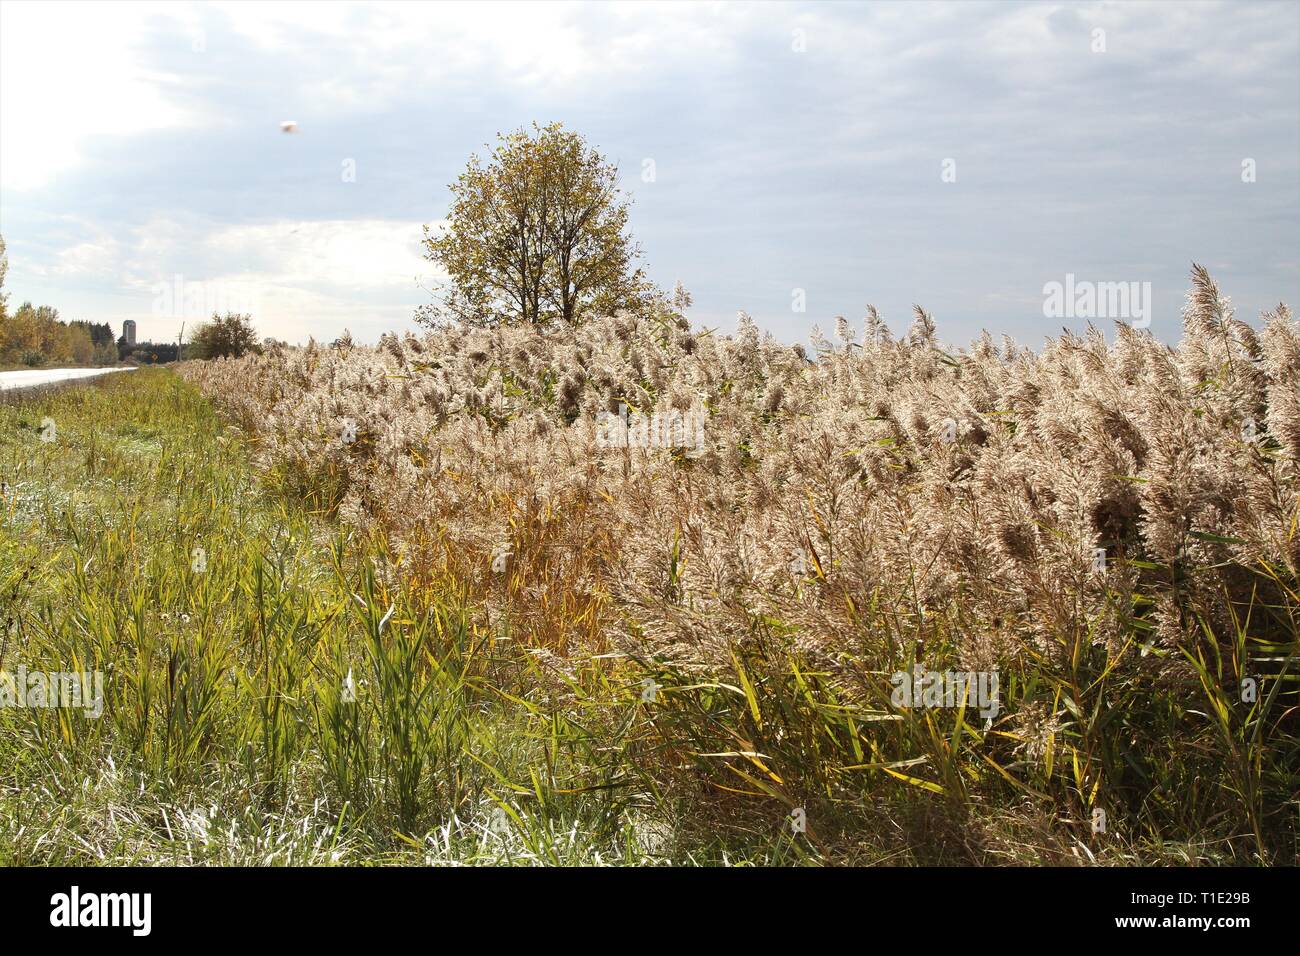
left=0, top=367, right=137, bottom=392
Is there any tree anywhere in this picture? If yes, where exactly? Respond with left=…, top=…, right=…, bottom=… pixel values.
left=2, top=301, right=43, bottom=364
left=187, top=313, right=260, bottom=359
left=420, top=122, right=656, bottom=328
left=0, top=300, right=99, bottom=367
left=92, top=340, right=118, bottom=366
left=0, top=234, right=8, bottom=321
left=69, top=320, right=115, bottom=348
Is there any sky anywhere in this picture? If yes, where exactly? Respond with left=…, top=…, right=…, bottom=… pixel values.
left=0, top=0, right=1296, bottom=348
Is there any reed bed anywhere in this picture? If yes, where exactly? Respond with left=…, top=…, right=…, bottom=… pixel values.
left=176, top=266, right=1300, bottom=863
left=2, top=265, right=1294, bottom=864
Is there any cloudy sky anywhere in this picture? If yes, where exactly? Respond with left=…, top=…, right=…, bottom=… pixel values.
left=1, top=0, right=1296, bottom=347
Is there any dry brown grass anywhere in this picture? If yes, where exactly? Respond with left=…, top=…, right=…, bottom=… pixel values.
left=175, top=265, right=1300, bottom=862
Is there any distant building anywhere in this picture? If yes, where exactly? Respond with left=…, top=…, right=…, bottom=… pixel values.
left=122, top=320, right=137, bottom=346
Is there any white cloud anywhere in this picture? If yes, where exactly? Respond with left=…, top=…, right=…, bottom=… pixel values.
left=22, top=215, right=439, bottom=343
left=0, top=1, right=198, bottom=191
left=201, top=219, right=433, bottom=289
left=1, top=0, right=745, bottom=190
left=53, top=240, right=123, bottom=279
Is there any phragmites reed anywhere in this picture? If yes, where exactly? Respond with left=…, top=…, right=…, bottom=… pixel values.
left=178, top=268, right=1299, bottom=677
left=172, top=265, right=1300, bottom=861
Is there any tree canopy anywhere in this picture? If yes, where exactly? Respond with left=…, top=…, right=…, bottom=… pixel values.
left=420, top=122, right=656, bottom=328
left=187, top=313, right=260, bottom=359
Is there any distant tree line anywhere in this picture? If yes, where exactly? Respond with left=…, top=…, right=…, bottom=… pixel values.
left=119, top=313, right=262, bottom=364
left=0, top=235, right=120, bottom=367
left=1, top=234, right=264, bottom=367
left=119, top=340, right=180, bottom=364
left=72, top=320, right=116, bottom=348
left=1, top=303, right=120, bottom=368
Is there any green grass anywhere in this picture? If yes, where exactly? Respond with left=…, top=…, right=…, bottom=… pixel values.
left=0, top=370, right=805, bottom=864
left=1, top=369, right=1295, bottom=865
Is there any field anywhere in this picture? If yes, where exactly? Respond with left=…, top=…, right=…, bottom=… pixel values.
left=2, top=267, right=1297, bottom=865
